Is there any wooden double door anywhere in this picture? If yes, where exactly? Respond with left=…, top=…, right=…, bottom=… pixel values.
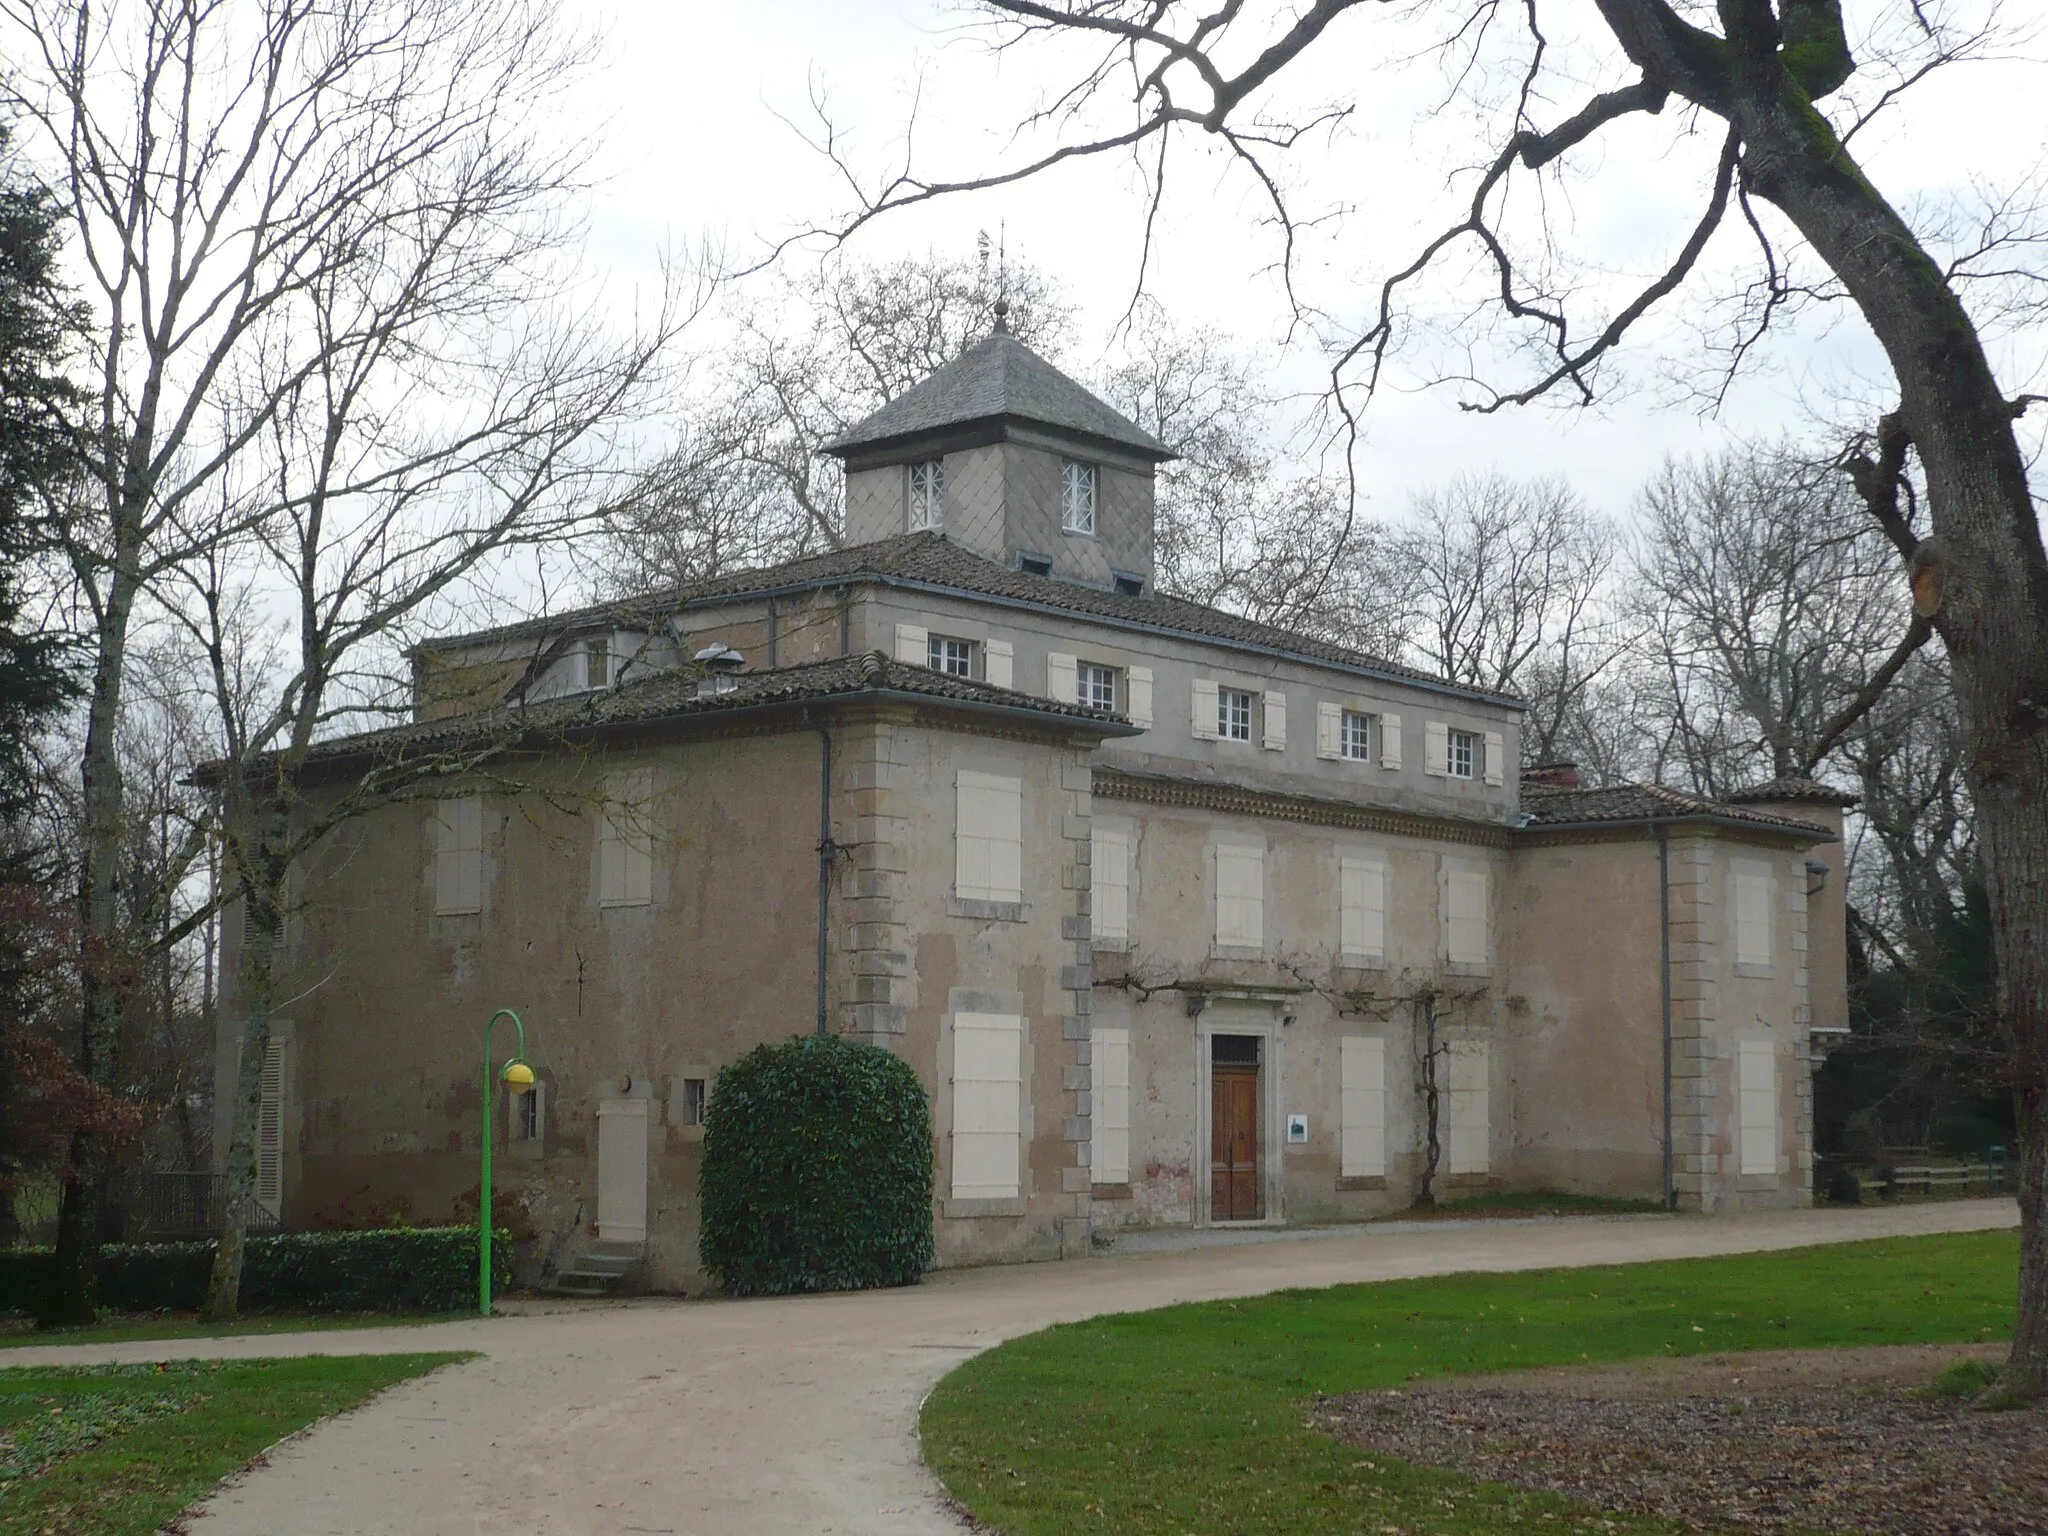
left=1210, top=1037, right=1264, bottom=1221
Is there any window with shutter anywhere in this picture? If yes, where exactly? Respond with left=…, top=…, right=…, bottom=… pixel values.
left=1191, top=678, right=1221, bottom=741
left=955, top=771, right=1023, bottom=903
left=1341, top=710, right=1375, bottom=761
left=951, top=1012, right=1023, bottom=1199
left=1733, top=859, right=1773, bottom=968
left=1092, top=824, right=1132, bottom=944
left=433, top=799, right=482, bottom=915
left=1261, top=690, right=1287, bottom=750
left=1738, top=1039, right=1777, bottom=1175
left=1446, top=866, right=1488, bottom=966
left=1340, top=855, right=1387, bottom=962
left=1077, top=661, right=1118, bottom=711
left=1446, top=728, right=1478, bottom=779
left=1126, top=666, right=1153, bottom=728
left=255, top=1038, right=286, bottom=1222
left=1093, top=1026, right=1131, bottom=1184
left=1046, top=651, right=1079, bottom=704
left=1424, top=719, right=1450, bottom=776
left=599, top=769, right=654, bottom=907
left=1219, top=688, right=1254, bottom=741
left=1444, top=1040, right=1490, bottom=1174
left=1213, top=844, right=1264, bottom=949
left=1381, top=714, right=1403, bottom=770
left=1340, top=1036, right=1386, bottom=1178
left=894, top=622, right=929, bottom=666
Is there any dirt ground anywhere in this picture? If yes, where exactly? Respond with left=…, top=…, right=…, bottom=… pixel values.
left=1317, top=1343, right=2046, bottom=1536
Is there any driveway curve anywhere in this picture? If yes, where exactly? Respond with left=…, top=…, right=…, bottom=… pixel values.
left=7, top=1200, right=2017, bottom=1535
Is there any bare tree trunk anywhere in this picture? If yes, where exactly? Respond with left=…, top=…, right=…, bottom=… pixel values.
left=1414, top=993, right=1443, bottom=1210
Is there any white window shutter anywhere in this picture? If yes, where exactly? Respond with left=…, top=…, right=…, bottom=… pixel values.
left=956, top=771, right=1023, bottom=903
left=1315, top=702, right=1341, bottom=760
left=1340, top=1036, right=1386, bottom=1178
left=1447, top=867, right=1488, bottom=965
left=1734, top=861, right=1773, bottom=966
left=1261, top=690, right=1287, bottom=750
left=984, top=638, right=1013, bottom=689
left=1381, top=715, right=1403, bottom=770
left=1424, top=720, right=1449, bottom=777
left=1214, top=844, right=1264, bottom=949
left=600, top=769, right=653, bottom=907
left=1739, top=1040, right=1777, bottom=1175
left=1093, top=1027, right=1131, bottom=1185
left=1484, top=730, right=1505, bottom=787
left=255, top=1038, right=286, bottom=1221
left=1445, top=1041, right=1490, bottom=1174
left=1092, top=825, right=1132, bottom=943
left=434, top=799, right=482, bottom=915
left=951, top=1012, right=1023, bottom=1198
left=894, top=623, right=929, bottom=666
left=1191, top=678, right=1220, bottom=741
left=1340, top=856, right=1386, bottom=960
left=1046, top=651, right=1079, bottom=704
left=1126, top=666, right=1154, bottom=728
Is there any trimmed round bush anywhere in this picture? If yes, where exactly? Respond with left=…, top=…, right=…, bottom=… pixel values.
left=699, top=1034, right=934, bottom=1296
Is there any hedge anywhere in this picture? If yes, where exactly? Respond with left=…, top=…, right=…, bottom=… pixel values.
left=700, top=1033, right=934, bottom=1296
left=0, top=1226, right=510, bottom=1315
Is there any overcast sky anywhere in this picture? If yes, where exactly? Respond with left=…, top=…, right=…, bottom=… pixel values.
left=565, top=0, right=2046, bottom=524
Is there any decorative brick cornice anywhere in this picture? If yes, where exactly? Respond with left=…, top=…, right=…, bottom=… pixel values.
left=1093, top=769, right=1513, bottom=849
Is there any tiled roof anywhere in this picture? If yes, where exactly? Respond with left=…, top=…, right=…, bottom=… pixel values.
left=822, top=325, right=1171, bottom=460
left=1722, top=775, right=1859, bottom=807
left=285, top=651, right=1132, bottom=771
left=1521, top=781, right=1833, bottom=838
left=433, top=533, right=1517, bottom=708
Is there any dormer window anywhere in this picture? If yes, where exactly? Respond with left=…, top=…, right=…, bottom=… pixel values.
left=907, top=460, right=945, bottom=531
left=1060, top=460, right=1097, bottom=536
left=1017, top=551, right=1053, bottom=578
left=583, top=635, right=614, bottom=690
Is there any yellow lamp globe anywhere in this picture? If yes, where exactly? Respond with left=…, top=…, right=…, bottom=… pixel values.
left=501, top=1060, right=536, bottom=1093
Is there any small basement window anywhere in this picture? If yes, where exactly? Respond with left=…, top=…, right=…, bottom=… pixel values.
left=1447, top=728, right=1478, bottom=779
left=928, top=635, right=975, bottom=677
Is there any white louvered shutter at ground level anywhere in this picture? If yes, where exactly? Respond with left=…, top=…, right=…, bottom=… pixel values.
left=1340, top=1036, right=1386, bottom=1178
left=1093, top=1027, right=1131, bottom=1184
left=1262, top=690, right=1287, bottom=750
left=1446, top=867, right=1489, bottom=965
left=1739, top=1039, right=1777, bottom=1176
left=1381, top=715, right=1403, bottom=770
left=1126, top=666, right=1153, bottom=728
left=951, top=1012, right=1023, bottom=1199
left=1734, top=860, right=1773, bottom=966
left=1444, top=1040, right=1490, bottom=1174
left=1092, top=824, right=1132, bottom=943
left=895, top=623, right=929, bottom=666
left=255, top=1038, right=286, bottom=1222
left=1214, top=844, right=1264, bottom=949
left=955, top=771, right=1022, bottom=902
left=1340, top=856, right=1387, bottom=960
left=599, top=769, right=654, bottom=907
left=433, top=798, right=482, bottom=915
left=1191, top=678, right=1220, bottom=740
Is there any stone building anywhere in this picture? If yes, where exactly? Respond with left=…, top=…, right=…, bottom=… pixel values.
left=216, top=316, right=1851, bottom=1289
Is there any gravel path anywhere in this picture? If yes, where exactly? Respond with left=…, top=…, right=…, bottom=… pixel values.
left=1317, top=1343, right=2045, bottom=1535
left=0, top=1198, right=2018, bottom=1536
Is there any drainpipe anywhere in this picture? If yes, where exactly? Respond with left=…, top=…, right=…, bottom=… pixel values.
left=1657, top=826, right=1675, bottom=1212
left=809, top=711, right=836, bottom=1036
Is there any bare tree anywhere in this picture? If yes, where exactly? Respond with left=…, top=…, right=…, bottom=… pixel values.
left=805, top=0, right=2048, bottom=1392
left=1, top=0, right=683, bottom=1323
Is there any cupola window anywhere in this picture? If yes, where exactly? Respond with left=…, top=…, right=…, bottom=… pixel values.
left=1060, top=460, right=1097, bottom=535
left=907, top=460, right=945, bottom=531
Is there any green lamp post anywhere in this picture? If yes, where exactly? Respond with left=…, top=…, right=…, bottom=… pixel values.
left=480, top=1008, right=535, bottom=1317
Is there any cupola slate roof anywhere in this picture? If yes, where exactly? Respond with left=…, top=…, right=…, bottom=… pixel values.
left=823, top=317, right=1173, bottom=461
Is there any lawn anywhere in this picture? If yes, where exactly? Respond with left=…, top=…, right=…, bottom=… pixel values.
left=922, top=1229, right=2019, bottom=1536
left=0, top=1353, right=466, bottom=1535
left=0, top=1310, right=464, bottom=1351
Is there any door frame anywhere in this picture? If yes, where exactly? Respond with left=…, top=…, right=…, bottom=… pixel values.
left=1192, top=1004, right=1283, bottom=1227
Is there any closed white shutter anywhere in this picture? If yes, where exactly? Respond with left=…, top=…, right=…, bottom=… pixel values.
left=1340, top=1036, right=1386, bottom=1178
left=894, top=622, right=929, bottom=666
left=1446, top=867, right=1489, bottom=965
left=1126, top=666, right=1154, bottom=728
left=1381, top=715, right=1403, bottom=770
left=1739, top=1039, right=1777, bottom=1175
left=1340, top=855, right=1387, bottom=960
left=1424, top=720, right=1450, bottom=777
left=951, top=1012, right=1023, bottom=1198
left=984, top=638, right=1014, bottom=689
left=1093, top=1026, right=1131, bottom=1184
left=254, top=1038, right=286, bottom=1221
left=1444, top=1040, right=1490, bottom=1174
left=1316, top=701, right=1342, bottom=760
left=433, top=798, right=482, bottom=915
left=599, top=769, right=654, bottom=907
left=1191, top=678, right=1220, bottom=740
left=1092, top=824, right=1132, bottom=943
left=1261, top=690, right=1287, bottom=750
left=955, top=770, right=1023, bottom=902
left=1213, top=844, right=1264, bottom=949
left=1484, top=729, right=1505, bottom=787
left=1046, top=651, right=1079, bottom=704
left=1733, top=860, right=1773, bottom=966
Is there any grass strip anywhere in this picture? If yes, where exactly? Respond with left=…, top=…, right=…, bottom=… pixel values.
left=0, top=1353, right=468, bottom=1536
left=0, top=1310, right=464, bottom=1351
left=923, top=1228, right=2017, bottom=1536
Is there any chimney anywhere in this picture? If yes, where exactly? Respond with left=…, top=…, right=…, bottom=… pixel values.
left=1522, top=761, right=1580, bottom=789
left=694, top=643, right=745, bottom=698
